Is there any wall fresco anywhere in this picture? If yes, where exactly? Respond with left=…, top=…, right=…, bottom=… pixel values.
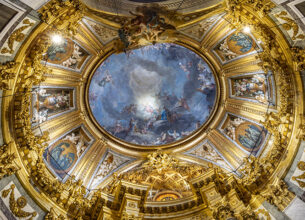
left=90, top=150, right=132, bottom=189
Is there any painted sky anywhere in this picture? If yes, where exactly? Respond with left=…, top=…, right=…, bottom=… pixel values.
left=89, top=43, right=216, bottom=146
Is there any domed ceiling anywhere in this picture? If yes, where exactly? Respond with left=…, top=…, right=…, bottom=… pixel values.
left=0, top=0, right=304, bottom=219
left=81, top=0, right=223, bottom=14
left=88, top=43, right=216, bottom=145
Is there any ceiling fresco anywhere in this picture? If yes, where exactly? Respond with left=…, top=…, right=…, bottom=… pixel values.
left=44, top=126, right=94, bottom=179
left=184, top=139, right=234, bottom=172
left=228, top=72, right=276, bottom=105
left=219, top=113, right=267, bottom=156
left=31, top=86, right=75, bottom=125
left=89, top=43, right=217, bottom=145
left=2, top=0, right=305, bottom=219
left=213, top=31, right=260, bottom=63
left=45, top=38, right=90, bottom=72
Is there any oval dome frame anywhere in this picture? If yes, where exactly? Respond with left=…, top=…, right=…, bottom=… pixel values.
left=83, top=40, right=223, bottom=152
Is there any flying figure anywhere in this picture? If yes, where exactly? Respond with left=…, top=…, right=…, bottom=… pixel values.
left=98, top=70, right=113, bottom=87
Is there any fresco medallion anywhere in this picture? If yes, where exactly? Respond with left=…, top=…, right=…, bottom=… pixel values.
left=88, top=43, right=217, bottom=146
left=227, top=32, right=256, bottom=55
left=46, top=139, right=78, bottom=176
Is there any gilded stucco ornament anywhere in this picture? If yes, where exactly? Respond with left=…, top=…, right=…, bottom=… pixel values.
left=0, top=61, right=18, bottom=90
left=0, top=0, right=302, bottom=218
left=1, top=184, right=37, bottom=220
left=0, top=143, right=19, bottom=180
left=263, top=179, right=295, bottom=211
left=39, top=0, right=85, bottom=37
left=45, top=208, right=67, bottom=220
left=292, top=160, right=305, bottom=188
left=212, top=204, right=236, bottom=220
left=0, top=19, right=35, bottom=55
left=291, top=46, right=305, bottom=71
left=225, top=0, right=275, bottom=27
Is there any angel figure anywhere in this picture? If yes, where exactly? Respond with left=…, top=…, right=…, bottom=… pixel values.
left=98, top=70, right=113, bottom=87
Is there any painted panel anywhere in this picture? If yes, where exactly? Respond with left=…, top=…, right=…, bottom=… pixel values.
left=213, top=31, right=260, bottom=63
left=179, top=13, right=224, bottom=41
left=89, top=149, right=134, bottom=189
left=185, top=139, right=234, bottom=172
left=43, top=126, right=94, bottom=179
left=219, top=113, right=267, bottom=155
left=44, top=38, right=90, bottom=72
left=31, top=87, right=75, bottom=125
left=228, top=72, right=276, bottom=105
left=82, top=17, right=118, bottom=45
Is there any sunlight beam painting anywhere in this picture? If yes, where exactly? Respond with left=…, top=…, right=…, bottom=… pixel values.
left=89, top=43, right=217, bottom=146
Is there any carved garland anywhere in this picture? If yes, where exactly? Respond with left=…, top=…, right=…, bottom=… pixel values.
left=1, top=184, right=37, bottom=220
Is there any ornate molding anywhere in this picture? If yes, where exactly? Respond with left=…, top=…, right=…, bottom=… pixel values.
left=0, top=61, right=18, bottom=90
left=1, top=0, right=302, bottom=218
left=39, top=0, right=85, bottom=37
left=0, top=144, right=19, bottom=180
left=0, top=19, right=35, bottom=55
left=1, top=184, right=37, bottom=219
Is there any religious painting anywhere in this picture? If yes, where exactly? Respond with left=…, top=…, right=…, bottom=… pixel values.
left=219, top=114, right=267, bottom=155
left=45, top=139, right=77, bottom=177
left=185, top=140, right=233, bottom=172
left=44, top=127, right=93, bottom=179
left=214, top=31, right=259, bottom=63
left=45, top=38, right=90, bottom=71
left=89, top=150, right=133, bottom=189
left=89, top=43, right=217, bottom=146
left=31, top=87, right=75, bottom=125
left=229, top=73, right=275, bottom=104
left=115, top=6, right=177, bottom=52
